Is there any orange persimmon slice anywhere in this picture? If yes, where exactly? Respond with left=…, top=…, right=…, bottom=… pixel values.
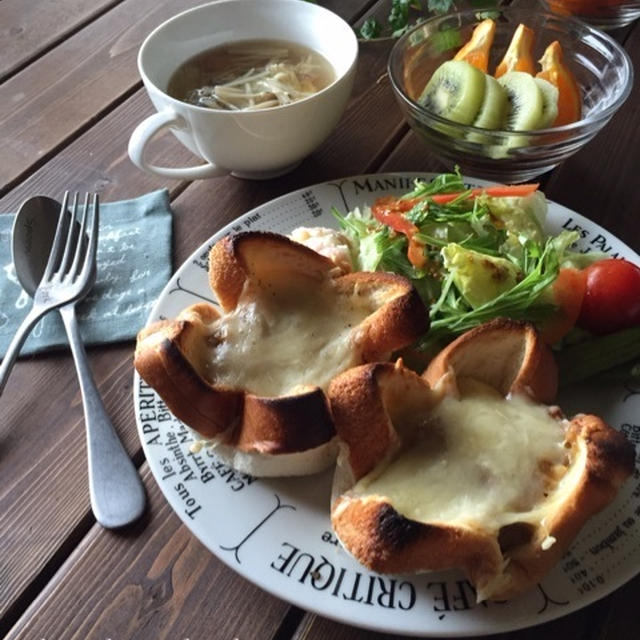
left=453, top=18, right=496, bottom=73
left=546, top=1, right=572, bottom=15
left=538, top=267, right=587, bottom=344
left=547, top=1, right=621, bottom=16
left=536, top=40, right=581, bottom=126
left=495, top=24, right=536, bottom=78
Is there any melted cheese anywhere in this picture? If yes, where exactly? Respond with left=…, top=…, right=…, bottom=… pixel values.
left=204, top=282, right=376, bottom=397
left=354, top=380, right=567, bottom=532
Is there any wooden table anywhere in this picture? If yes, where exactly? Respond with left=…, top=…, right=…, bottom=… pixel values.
left=1, top=1, right=638, bottom=638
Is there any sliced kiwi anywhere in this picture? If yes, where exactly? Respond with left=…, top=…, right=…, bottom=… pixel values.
left=418, top=60, right=486, bottom=125
left=472, top=74, right=509, bottom=130
left=534, top=77, right=559, bottom=129
left=497, top=71, right=544, bottom=131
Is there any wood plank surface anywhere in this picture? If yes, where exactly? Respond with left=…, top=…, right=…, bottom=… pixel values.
left=0, top=0, right=122, bottom=80
left=0, top=90, right=192, bottom=211
left=293, top=576, right=640, bottom=640
left=4, top=466, right=293, bottom=640
left=0, top=347, right=139, bottom=635
left=594, top=575, right=640, bottom=640
left=0, top=45, right=405, bottom=626
left=2, top=1, right=639, bottom=639
left=0, top=37, right=399, bottom=213
left=0, top=90, right=193, bottom=632
left=0, top=0, right=371, bottom=193
left=0, top=0, right=398, bottom=630
left=292, top=604, right=596, bottom=640
left=0, top=0, right=207, bottom=191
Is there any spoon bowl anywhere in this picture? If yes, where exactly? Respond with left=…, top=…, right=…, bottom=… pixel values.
left=12, top=196, right=94, bottom=297
left=12, top=196, right=62, bottom=295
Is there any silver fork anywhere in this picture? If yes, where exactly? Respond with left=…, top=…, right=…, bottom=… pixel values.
left=0, top=192, right=95, bottom=393
left=0, top=194, right=146, bottom=528
left=59, top=194, right=146, bottom=529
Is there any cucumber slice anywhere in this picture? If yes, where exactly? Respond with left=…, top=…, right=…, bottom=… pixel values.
left=418, top=60, right=486, bottom=125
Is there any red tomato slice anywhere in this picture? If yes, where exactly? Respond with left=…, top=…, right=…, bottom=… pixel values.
left=372, top=196, right=420, bottom=235
left=371, top=183, right=539, bottom=269
left=372, top=197, right=425, bottom=267
left=577, top=258, right=640, bottom=334
left=372, top=184, right=539, bottom=229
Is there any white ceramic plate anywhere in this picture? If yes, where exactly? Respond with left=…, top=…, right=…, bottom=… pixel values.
left=134, top=174, right=640, bottom=637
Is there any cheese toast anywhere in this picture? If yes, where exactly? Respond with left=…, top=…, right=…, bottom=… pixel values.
left=135, top=231, right=429, bottom=476
left=329, top=319, right=635, bottom=600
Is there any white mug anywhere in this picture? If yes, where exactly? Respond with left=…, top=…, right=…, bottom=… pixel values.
left=128, top=0, right=358, bottom=180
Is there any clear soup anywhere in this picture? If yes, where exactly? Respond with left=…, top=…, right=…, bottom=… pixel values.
left=167, top=39, right=335, bottom=111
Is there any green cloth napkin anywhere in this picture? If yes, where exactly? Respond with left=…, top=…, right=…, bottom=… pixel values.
left=0, top=189, right=173, bottom=357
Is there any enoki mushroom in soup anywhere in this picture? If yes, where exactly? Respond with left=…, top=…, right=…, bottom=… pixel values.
left=167, top=39, right=335, bottom=111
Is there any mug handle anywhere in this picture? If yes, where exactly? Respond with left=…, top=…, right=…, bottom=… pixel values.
left=128, top=110, right=229, bottom=179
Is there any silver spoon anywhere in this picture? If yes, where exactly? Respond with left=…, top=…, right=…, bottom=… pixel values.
left=11, top=195, right=146, bottom=529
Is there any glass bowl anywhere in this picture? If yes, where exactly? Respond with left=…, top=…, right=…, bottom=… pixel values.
left=544, top=1, right=640, bottom=30
left=387, top=7, right=633, bottom=183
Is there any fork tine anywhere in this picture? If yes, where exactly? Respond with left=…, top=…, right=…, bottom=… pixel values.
left=57, top=192, right=79, bottom=278
left=68, top=193, right=90, bottom=279
left=41, top=191, right=71, bottom=282
left=78, top=194, right=99, bottom=283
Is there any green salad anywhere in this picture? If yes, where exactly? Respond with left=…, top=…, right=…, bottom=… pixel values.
left=331, top=169, right=640, bottom=383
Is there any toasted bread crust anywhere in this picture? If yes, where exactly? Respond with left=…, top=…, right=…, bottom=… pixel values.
left=570, top=414, right=636, bottom=488
left=423, top=318, right=558, bottom=403
left=329, top=361, right=435, bottom=482
left=335, top=273, right=430, bottom=362
left=135, top=309, right=243, bottom=439
left=135, top=304, right=338, bottom=456
left=332, top=497, right=503, bottom=588
left=495, top=413, right=635, bottom=599
left=135, top=232, right=429, bottom=476
left=209, top=231, right=335, bottom=312
left=235, top=391, right=335, bottom=454
left=329, top=322, right=635, bottom=600
left=134, top=303, right=335, bottom=455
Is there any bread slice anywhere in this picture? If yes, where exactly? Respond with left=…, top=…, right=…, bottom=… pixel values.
left=329, top=319, right=635, bottom=600
left=135, top=231, right=429, bottom=477
left=422, top=318, right=558, bottom=404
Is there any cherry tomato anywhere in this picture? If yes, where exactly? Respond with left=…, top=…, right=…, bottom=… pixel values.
left=577, top=258, right=640, bottom=334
